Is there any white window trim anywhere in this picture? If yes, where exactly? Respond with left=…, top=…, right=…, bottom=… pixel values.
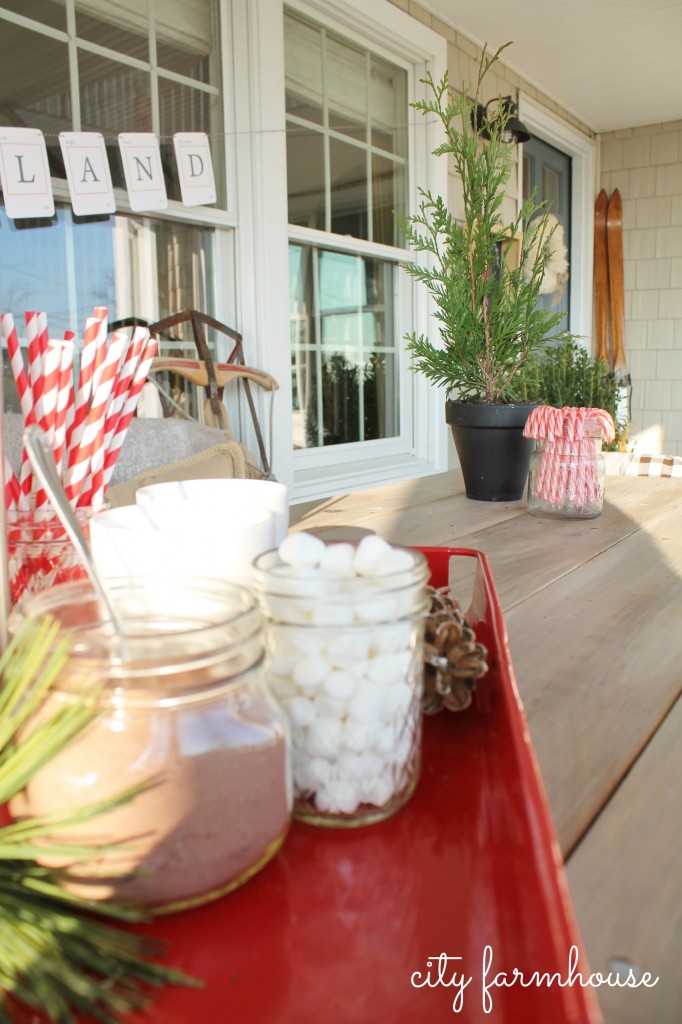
left=518, top=95, right=596, bottom=347
left=232, top=0, right=446, bottom=501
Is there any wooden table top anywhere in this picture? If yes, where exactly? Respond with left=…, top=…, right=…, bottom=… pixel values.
left=291, top=471, right=682, bottom=1024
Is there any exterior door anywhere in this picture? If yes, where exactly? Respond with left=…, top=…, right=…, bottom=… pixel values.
left=523, top=135, right=571, bottom=331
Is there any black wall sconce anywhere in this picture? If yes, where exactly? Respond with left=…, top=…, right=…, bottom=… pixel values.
left=473, top=97, right=531, bottom=145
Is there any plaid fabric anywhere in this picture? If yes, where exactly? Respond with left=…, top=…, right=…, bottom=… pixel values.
left=625, top=454, right=682, bottom=478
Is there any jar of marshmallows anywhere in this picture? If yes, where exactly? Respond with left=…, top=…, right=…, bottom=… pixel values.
left=253, top=533, right=430, bottom=827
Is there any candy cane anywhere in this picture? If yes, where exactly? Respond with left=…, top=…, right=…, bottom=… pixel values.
left=525, top=406, right=614, bottom=510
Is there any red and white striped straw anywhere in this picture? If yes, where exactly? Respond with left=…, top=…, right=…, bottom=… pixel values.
left=91, top=305, right=109, bottom=394
left=4, top=455, right=20, bottom=512
left=67, top=311, right=105, bottom=456
left=101, top=333, right=159, bottom=491
left=37, top=310, right=48, bottom=358
left=82, top=329, right=133, bottom=507
left=3, top=313, right=39, bottom=511
left=66, top=330, right=126, bottom=507
left=52, top=333, right=75, bottom=478
left=25, top=311, right=45, bottom=425
left=33, top=339, right=65, bottom=509
left=2, top=313, right=34, bottom=426
left=83, top=326, right=148, bottom=507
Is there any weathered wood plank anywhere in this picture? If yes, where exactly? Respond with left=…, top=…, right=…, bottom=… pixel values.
left=503, top=507, right=682, bottom=855
left=291, top=471, right=466, bottom=527
left=566, top=697, right=682, bottom=1024
left=443, top=477, right=682, bottom=611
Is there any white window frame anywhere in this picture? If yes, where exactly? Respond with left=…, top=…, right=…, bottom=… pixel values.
left=518, top=95, right=596, bottom=347
left=0, top=1, right=238, bottom=341
left=232, top=0, right=447, bottom=501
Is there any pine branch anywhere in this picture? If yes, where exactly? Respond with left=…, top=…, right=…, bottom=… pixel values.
left=0, top=618, right=200, bottom=1023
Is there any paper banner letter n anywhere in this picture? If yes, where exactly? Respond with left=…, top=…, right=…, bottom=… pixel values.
left=118, top=133, right=167, bottom=212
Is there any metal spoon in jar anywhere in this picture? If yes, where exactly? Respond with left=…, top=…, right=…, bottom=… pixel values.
left=23, top=425, right=128, bottom=648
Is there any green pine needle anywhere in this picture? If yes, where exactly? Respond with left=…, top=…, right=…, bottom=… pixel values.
left=0, top=617, right=201, bottom=1023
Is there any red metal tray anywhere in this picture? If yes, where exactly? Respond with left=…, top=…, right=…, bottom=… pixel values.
left=129, top=547, right=603, bottom=1024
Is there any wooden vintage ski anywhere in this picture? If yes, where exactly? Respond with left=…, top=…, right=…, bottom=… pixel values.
left=594, top=188, right=610, bottom=367
left=606, top=188, right=627, bottom=374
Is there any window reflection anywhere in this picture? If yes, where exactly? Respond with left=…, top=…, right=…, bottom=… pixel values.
left=284, top=10, right=408, bottom=245
left=0, top=202, right=217, bottom=412
left=290, top=244, right=398, bottom=449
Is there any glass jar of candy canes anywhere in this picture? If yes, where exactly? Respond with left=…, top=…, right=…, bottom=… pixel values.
left=527, top=416, right=606, bottom=519
left=253, top=534, right=430, bottom=827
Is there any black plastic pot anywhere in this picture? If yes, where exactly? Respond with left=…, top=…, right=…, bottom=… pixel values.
left=445, top=400, right=537, bottom=502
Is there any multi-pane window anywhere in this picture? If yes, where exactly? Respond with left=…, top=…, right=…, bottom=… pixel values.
left=0, top=0, right=228, bottom=403
left=290, top=245, right=397, bottom=448
left=284, top=10, right=408, bottom=450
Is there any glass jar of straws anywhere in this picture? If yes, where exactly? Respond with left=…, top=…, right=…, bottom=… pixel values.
left=6, top=506, right=100, bottom=606
left=525, top=407, right=611, bottom=520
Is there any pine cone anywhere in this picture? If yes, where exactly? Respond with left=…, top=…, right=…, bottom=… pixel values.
left=422, top=587, right=488, bottom=714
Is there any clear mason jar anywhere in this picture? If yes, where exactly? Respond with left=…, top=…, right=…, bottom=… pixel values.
left=9, top=576, right=292, bottom=912
left=6, top=506, right=100, bottom=606
left=253, top=543, right=430, bottom=828
left=527, top=419, right=606, bottom=519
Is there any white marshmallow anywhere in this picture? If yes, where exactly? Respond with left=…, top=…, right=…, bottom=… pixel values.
left=347, top=684, right=386, bottom=723
left=325, top=631, right=371, bottom=666
left=292, top=655, right=329, bottom=691
left=359, top=763, right=388, bottom=801
left=306, top=756, right=334, bottom=787
left=311, top=603, right=355, bottom=627
left=265, top=595, right=311, bottom=623
left=342, top=720, right=380, bottom=753
left=313, top=695, right=347, bottom=721
left=365, top=652, right=406, bottom=685
left=267, top=651, right=297, bottom=677
left=375, top=725, right=397, bottom=755
left=315, top=780, right=361, bottom=815
left=306, top=717, right=343, bottom=757
left=354, top=596, right=398, bottom=623
left=322, top=670, right=358, bottom=702
left=335, top=752, right=368, bottom=782
left=291, top=751, right=315, bottom=792
left=353, top=534, right=393, bottom=576
left=370, top=622, right=413, bottom=655
left=372, top=547, right=415, bottom=576
left=285, top=695, right=316, bottom=728
left=279, top=531, right=326, bottom=568
left=319, top=542, right=356, bottom=577
left=363, top=772, right=396, bottom=808
left=382, top=682, right=415, bottom=722
left=284, top=627, right=327, bottom=655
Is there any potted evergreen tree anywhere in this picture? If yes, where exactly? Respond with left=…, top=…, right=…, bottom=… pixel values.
left=398, top=45, right=565, bottom=501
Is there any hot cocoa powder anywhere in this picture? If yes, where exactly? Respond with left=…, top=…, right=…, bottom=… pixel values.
left=11, top=684, right=291, bottom=908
